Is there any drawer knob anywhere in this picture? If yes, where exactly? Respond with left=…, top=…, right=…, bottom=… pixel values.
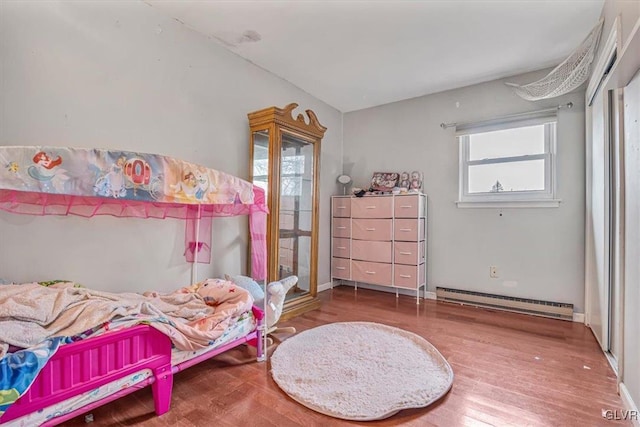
left=337, top=246, right=346, bottom=250
left=399, top=274, right=412, bottom=278
left=336, top=267, right=346, bottom=270
left=399, top=251, right=412, bottom=255
left=337, top=206, right=346, bottom=209
left=365, top=228, right=376, bottom=231
left=400, top=205, right=412, bottom=208
left=365, top=206, right=376, bottom=209
left=337, top=226, right=346, bottom=229
left=399, top=228, right=412, bottom=232
left=365, top=271, right=376, bottom=275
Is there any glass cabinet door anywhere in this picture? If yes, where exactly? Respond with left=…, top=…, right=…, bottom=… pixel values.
left=279, top=132, right=315, bottom=300
left=251, top=130, right=270, bottom=199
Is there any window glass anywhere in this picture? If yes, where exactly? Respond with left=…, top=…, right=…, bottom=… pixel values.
left=468, top=159, right=545, bottom=193
left=468, top=124, right=545, bottom=161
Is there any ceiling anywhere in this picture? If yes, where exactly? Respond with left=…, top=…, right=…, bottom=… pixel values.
left=146, top=0, right=604, bottom=113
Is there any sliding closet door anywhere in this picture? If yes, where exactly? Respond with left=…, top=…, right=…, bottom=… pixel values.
left=586, top=85, right=625, bottom=369
left=608, top=87, right=625, bottom=367
left=586, top=90, right=609, bottom=350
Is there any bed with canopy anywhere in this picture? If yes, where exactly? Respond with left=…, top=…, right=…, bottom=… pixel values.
left=0, top=145, right=269, bottom=426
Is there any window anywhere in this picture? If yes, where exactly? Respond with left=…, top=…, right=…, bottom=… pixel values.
left=457, top=112, right=560, bottom=208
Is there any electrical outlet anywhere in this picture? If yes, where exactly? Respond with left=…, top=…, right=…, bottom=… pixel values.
left=490, top=266, right=498, bottom=278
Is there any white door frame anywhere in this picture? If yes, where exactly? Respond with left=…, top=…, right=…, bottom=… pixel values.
left=585, top=16, right=623, bottom=375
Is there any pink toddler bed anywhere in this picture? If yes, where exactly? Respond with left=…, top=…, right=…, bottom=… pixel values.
left=0, top=146, right=270, bottom=425
left=1, top=306, right=263, bottom=426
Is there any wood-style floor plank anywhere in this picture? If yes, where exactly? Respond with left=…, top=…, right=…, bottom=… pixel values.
left=63, top=287, right=629, bottom=426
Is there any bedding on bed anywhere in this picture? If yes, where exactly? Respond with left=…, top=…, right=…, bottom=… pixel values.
left=0, top=278, right=254, bottom=420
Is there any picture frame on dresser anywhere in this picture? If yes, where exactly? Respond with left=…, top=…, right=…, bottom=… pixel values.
left=330, top=192, right=427, bottom=304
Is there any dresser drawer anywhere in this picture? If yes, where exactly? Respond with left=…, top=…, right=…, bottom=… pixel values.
left=332, top=197, right=351, bottom=217
left=394, top=195, right=424, bottom=218
left=332, top=257, right=351, bottom=279
left=352, top=219, right=392, bottom=241
left=332, top=218, right=351, bottom=238
left=352, top=240, right=392, bottom=263
left=394, top=264, right=426, bottom=289
left=332, top=238, right=350, bottom=259
left=351, top=196, right=393, bottom=218
left=394, top=218, right=425, bottom=242
left=351, top=260, right=392, bottom=286
left=394, top=242, right=425, bottom=265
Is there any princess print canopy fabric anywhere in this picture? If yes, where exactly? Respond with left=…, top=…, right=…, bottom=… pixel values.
left=0, top=146, right=267, bottom=279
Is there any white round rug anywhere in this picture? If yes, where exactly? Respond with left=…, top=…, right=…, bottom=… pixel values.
left=270, top=322, right=453, bottom=421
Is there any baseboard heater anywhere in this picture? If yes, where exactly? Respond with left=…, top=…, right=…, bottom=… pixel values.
left=436, top=287, right=574, bottom=321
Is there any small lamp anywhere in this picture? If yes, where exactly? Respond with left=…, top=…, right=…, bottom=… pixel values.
left=337, top=174, right=352, bottom=195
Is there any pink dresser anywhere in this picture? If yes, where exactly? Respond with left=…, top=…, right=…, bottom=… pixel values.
left=330, top=193, right=427, bottom=303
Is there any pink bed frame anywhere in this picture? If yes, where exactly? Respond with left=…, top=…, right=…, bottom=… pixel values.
left=0, top=306, right=264, bottom=426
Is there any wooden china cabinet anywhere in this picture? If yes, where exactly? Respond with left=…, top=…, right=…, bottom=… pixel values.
left=248, top=103, right=326, bottom=320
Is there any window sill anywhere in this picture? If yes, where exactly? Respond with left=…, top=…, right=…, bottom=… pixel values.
left=456, top=199, right=562, bottom=208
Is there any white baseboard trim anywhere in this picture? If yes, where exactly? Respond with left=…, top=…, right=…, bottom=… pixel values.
left=619, top=382, right=640, bottom=427
left=572, top=312, right=585, bottom=323
left=425, top=291, right=437, bottom=300
left=318, top=281, right=334, bottom=292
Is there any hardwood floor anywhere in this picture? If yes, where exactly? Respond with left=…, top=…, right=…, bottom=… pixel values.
left=65, top=286, right=629, bottom=426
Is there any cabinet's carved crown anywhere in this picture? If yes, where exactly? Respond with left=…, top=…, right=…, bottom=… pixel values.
left=248, top=103, right=327, bottom=138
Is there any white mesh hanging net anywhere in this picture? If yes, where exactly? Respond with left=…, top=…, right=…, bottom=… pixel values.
left=506, top=18, right=604, bottom=101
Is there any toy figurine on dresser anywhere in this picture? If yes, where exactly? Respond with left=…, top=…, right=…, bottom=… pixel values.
left=410, top=171, right=423, bottom=192
left=399, top=171, right=410, bottom=191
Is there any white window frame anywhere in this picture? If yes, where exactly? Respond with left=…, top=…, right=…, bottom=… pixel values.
left=456, top=116, right=561, bottom=208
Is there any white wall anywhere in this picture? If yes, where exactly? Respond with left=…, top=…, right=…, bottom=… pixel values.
left=344, top=69, right=586, bottom=311
left=0, top=1, right=343, bottom=292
